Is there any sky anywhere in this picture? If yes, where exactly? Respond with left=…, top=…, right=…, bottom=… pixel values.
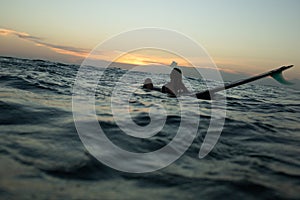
left=0, top=0, right=299, bottom=79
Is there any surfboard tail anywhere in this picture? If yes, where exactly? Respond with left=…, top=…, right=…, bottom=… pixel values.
left=270, top=66, right=294, bottom=85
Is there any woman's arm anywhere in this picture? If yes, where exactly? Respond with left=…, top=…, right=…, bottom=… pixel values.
left=181, top=83, right=189, bottom=93
left=162, top=84, right=175, bottom=95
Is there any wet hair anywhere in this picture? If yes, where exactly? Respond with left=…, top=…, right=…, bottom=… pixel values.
left=173, top=68, right=182, bottom=74
left=143, top=78, right=153, bottom=89
left=144, top=78, right=152, bottom=84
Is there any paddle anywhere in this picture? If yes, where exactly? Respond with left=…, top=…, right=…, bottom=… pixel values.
left=194, top=65, right=294, bottom=100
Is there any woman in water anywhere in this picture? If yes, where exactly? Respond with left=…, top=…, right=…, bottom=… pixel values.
left=162, top=68, right=189, bottom=96
left=142, top=78, right=154, bottom=90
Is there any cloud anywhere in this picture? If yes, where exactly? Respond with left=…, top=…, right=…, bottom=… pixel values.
left=0, top=28, right=42, bottom=40
left=0, top=28, right=259, bottom=77
left=114, top=50, right=193, bottom=66
left=0, top=28, right=240, bottom=73
left=0, top=28, right=218, bottom=67
left=0, top=28, right=143, bottom=63
left=0, top=28, right=90, bottom=58
left=34, top=41, right=90, bottom=58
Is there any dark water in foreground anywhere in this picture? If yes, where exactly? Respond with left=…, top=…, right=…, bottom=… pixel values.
left=0, top=56, right=300, bottom=200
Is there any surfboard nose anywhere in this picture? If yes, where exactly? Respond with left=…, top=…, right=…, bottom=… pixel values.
left=281, top=65, right=294, bottom=71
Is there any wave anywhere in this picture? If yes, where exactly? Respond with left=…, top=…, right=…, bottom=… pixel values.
left=0, top=56, right=299, bottom=199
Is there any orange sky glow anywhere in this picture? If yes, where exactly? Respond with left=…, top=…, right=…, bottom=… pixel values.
left=0, top=27, right=298, bottom=79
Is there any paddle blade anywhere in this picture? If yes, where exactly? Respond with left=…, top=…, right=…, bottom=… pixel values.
left=271, top=72, right=293, bottom=85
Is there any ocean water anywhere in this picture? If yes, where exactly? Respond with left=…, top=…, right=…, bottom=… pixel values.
left=0, top=56, right=300, bottom=200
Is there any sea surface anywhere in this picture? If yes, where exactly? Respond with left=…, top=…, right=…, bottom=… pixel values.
left=0, top=56, right=300, bottom=200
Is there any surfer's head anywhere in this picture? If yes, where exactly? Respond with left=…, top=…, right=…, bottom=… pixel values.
left=143, top=78, right=153, bottom=90
left=170, top=68, right=182, bottom=82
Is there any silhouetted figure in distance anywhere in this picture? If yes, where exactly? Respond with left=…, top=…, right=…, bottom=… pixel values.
left=162, top=68, right=189, bottom=96
left=142, top=78, right=154, bottom=90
